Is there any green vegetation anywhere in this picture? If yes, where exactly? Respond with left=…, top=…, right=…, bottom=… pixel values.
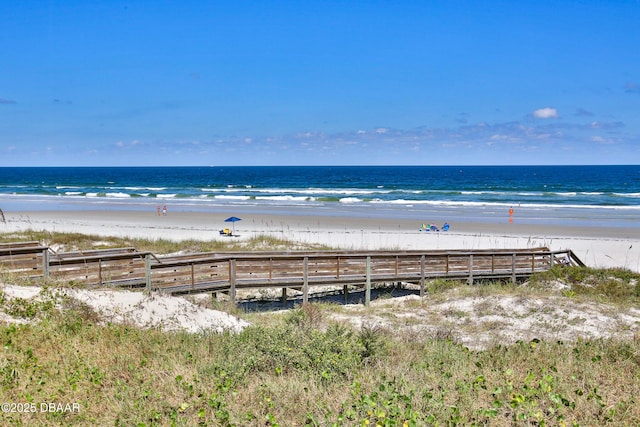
left=0, top=230, right=329, bottom=255
left=0, top=293, right=638, bottom=426
left=0, top=232, right=638, bottom=425
left=530, top=265, right=640, bottom=305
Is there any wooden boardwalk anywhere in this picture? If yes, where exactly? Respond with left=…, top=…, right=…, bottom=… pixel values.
left=0, top=241, right=584, bottom=305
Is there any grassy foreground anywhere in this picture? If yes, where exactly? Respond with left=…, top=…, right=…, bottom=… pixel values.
left=0, top=232, right=639, bottom=426
left=0, top=293, right=638, bottom=426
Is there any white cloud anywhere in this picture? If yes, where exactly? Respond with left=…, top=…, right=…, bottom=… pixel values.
left=532, top=107, right=559, bottom=119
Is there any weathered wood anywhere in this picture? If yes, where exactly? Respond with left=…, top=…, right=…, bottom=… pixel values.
left=0, top=243, right=49, bottom=275
left=42, top=249, right=50, bottom=277
left=303, top=256, right=309, bottom=304
left=229, top=259, right=236, bottom=303
left=420, top=255, right=425, bottom=297
left=365, top=256, right=371, bottom=306
left=145, top=254, right=152, bottom=291
left=0, top=243, right=584, bottom=305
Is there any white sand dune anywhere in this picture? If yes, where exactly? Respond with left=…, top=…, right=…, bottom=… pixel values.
left=329, top=292, right=640, bottom=350
left=0, top=284, right=249, bottom=334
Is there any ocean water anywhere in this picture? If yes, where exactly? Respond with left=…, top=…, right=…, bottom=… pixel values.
left=1, top=165, right=639, bottom=228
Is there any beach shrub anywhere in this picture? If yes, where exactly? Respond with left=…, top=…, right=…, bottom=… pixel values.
left=0, top=303, right=638, bottom=426
left=285, top=302, right=324, bottom=330
left=358, top=322, right=389, bottom=359
left=0, top=287, right=57, bottom=320
left=530, top=266, right=640, bottom=304
left=426, top=278, right=459, bottom=294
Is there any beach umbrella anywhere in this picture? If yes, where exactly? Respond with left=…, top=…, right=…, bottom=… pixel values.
left=224, top=216, right=242, bottom=235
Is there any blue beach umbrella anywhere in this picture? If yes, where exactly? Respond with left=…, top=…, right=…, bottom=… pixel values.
left=224, top=216, right=242, bottom=234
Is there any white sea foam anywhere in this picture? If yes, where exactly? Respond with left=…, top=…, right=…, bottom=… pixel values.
left=117, top=186, right=167, bottom=191
left=256, top=195, right=313, bottom=202
left=214, top=195, right=251, bottom=200
left=339, top=197, right=362, bottom=203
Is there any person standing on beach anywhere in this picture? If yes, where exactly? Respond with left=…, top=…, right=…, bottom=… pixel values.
left=0, top=208, right=5, bottom=223
left=162, top=205, right=167, bottom=216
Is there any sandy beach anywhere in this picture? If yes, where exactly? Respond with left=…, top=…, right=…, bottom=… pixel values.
left=2, top=208, right=639, bottom=272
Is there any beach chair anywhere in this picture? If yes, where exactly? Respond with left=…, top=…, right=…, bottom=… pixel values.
left=219, top=228, right=232, bottom=236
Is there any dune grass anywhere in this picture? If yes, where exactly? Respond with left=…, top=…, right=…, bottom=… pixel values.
left=1, top=230, right=330, bottom=255
left=0, top=292, right=638, bottom=426
left=0, top=232, right=639, bottom=425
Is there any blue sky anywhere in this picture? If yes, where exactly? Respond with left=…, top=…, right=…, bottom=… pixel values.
left=1, top=0, right=639, bottom=166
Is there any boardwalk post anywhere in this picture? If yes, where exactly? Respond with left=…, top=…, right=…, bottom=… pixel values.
left=512, top=253, right=517, bottom=284
left=530, top=254, right=535, bottom=272
left=303, top=257, right=309, bottom=304
left=42, top=249, right=49, bottom=278
left=420, top=255, right=425, bottom=297
left=145, top=254, right=152, bottom=292
left=339, top=254, right=347, bottom=303
left=98, top=258, right=103, bottom=285
left=191, top=264, right=195, bottom=291
left=467, top=254, right=474, bottom=285
left=365, top=256, right=371, bottom=306
left=229, top=259, right=237, bottom=304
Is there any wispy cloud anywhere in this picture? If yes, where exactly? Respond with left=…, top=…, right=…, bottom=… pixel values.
left=589, top=121, right=624, bottom=130
left=89, top=114, right=633, bottom=166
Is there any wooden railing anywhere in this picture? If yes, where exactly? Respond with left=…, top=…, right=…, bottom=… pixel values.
left=0, top=242, right=584, bottom=305
left=0, top=241, right=50, bottom=275
left=147, top=248, right=582, bottom=304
